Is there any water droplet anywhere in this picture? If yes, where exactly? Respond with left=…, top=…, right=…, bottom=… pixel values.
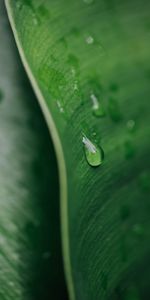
left=82, top=134, right=104, bottom=167
left=57, top=100, right=64, bottom=113
left=33, top=14, right=39, bottom=25
left=127, top=120, right=136, bottom=132
left=101, top=272, right=108, bottom=291
left=86, top=35, right=94, bottom=45
left=90, top=93, right=105, bottom=117
left=124, top=140, right=135, bottom=159
left=83, top=0, right=94, bottom=4
left=139, top=172, right=150, bottom=192
left=120, top=205, right=130, bottom=221
left=108, top=97, right=122, bottom=122
left=0, top=89, right=3, bottom=102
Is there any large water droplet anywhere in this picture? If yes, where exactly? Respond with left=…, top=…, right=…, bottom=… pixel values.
left=108, top=97, right=122, bottom=122
left=90, top=93, right=105, bottom=117
left=82, top=134, right=104, bottom=167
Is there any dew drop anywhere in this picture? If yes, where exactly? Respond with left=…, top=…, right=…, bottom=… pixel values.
left=33, top=14, right=39, bottom=26
left=127, top=120, right=136, bottom=132
left=124, top=140, right=135, bottom=159
left=82, top=134, right=104, bottom=167
left=86, top=35, right=94, bottom=45
left=90, top=93, right=105, bottom=117
left=57, top=100, right=64, bottom=113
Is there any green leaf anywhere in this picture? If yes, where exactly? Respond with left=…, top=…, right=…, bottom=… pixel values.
left=5, top=0, right=150, bottom=299
left=0, top=2, right=67, bottom=299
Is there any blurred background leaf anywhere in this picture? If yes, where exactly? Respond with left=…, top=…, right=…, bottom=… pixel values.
left=0, top=1, right=67, bottom=299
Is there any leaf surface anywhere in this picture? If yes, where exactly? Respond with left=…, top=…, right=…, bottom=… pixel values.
left=5, top=0, right=150, bottom=299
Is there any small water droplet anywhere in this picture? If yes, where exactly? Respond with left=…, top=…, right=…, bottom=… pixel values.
left=90, top=93, right=105, bottom=117
left=108, top=97, right=122, bottom=122
left=82, top=134, right=104, bottom=167
left=57, top=100, right=64, bottom=113
left=124, top=140, right=135, bottom=159
left=0, top=89, right=3, bottom=102
left=86, top=35, right=94, bottom=45
left=127, top=120, right=136, bottom=132
left=33, top=14, right=39, bottom=25
left=83, top=0, right=94, bottom=4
